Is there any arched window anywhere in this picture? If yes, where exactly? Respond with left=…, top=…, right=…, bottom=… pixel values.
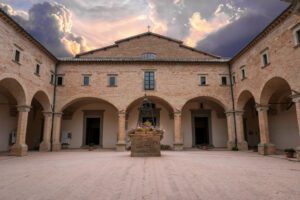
left=142, top=52, right=156, bottom=60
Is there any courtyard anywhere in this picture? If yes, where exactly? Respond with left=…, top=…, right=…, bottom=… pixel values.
left=0, top=150, right=299, bottom=200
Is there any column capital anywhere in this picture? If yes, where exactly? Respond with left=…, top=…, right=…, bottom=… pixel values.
left=118, top=110, right=126, bottom=116
left=53, top=112, right=63, bottom=117
left=291, top=94, right=300, bottom=103
left=225, top=110, right=234, bottom=116
left=16, top=105, right=31, bottom=112
left=256, top=104, right=269, bottom=112
left=42, top=111, right=53, bottom=117
left=235, top=110, right=244, bottom=116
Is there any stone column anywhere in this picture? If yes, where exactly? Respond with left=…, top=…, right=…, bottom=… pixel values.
left=10, top=105, right=31, bottom=156
left=39, top=112, right=52, bottom=151
left=235, top=111, right=248, bottom=151
left=174, top=110, right=183, bottom=150
left=292, top=95, right=300, bottom=160
left=225, top=111, right=236, bottom=150
left=116, top=111, right=126, bottom=151
left=52, top=112, right=62, bottom=151
left=256, top=105, right=275, bottom=155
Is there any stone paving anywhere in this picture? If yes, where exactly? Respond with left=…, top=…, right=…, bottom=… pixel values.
left=0, top=150, right=299, bottom=200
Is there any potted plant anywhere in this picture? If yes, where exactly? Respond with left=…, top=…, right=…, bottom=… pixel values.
left=284, top=148, right=295, bottom=158
left=89, top=143, right=94, bottom=151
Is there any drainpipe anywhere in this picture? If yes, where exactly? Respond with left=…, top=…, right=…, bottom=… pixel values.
left=50, top=63, right=58, bottom=152
left=228, top=62, right=238, bottom=149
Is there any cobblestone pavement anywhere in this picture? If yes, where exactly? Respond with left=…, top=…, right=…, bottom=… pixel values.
left=0, top=150, right=299, bottom=200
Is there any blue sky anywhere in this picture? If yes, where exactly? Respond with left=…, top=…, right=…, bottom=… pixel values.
left=0, top=0, right=289, bottom=58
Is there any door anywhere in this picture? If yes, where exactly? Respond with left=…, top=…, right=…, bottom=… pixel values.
left=85, top=118, right=100, bottom=145
left=194, top=117, right=209, bottom=145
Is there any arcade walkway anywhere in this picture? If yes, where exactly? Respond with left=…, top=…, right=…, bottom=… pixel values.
left=0, top=150, right=299, bottom=200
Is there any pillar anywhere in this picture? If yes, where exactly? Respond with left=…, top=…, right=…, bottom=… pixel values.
left=225, top=111, right=236, bottom=150
left=292, top=95, right=300, bottom=160
left=256, top=105, right=275, bottom=155
left=116, top=111, right=126, bottom=151
left=235, top=111, right=248, bottom=151
left=52, top=112, right=62, bottom=151
left=173, top=110, right=183, bottom=150
left=39, top=112, right=52, bottom=151
left=10, top=105, right=31, bottom=156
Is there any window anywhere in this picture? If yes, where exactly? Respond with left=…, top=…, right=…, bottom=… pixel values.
left=262, top=53, right=269, bottom=66
left=199, top=76, right=207, bottom=86
left=83, top=76, right=90, bottom=86
left=56, top=76, right=64, bottom=86
left=221, top=76, right=227, bottom=86
left=241, top=68, right=246, bottom=80
left=144, top=71, right=155, bottom=90
left=35, top=64, right=40, bottom=75
left=142, top=53, right=156, bottom=60
left=296, top=29, right=300, bottom=45
left=232, top=75, right=236, bottom=85
left=50, top=73, right=55, bottom=84
left=108, top=75, right=117, bottom=87
left=14, top=50, right=20, bottom=63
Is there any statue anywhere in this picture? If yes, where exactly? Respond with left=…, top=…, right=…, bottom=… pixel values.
left=128, top=95, right=164, bottom=157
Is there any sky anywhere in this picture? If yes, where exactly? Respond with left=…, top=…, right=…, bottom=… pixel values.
left=0, top=0, right=290, bottom=58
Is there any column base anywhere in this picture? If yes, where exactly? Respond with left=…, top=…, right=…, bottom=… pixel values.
left=173, top=143, right=183, bottom=151
left=295, top=147, right=300, bottom=161
left=238, top=141, right=248, bottom=151
left=258, top=143, right=276, bottom=155
left=52, top=143, right=61, bottom=151
left=39, top=141, right=50, bottom=152
left=227, top=141, right=236, bottom=150
left=10, top=144, right=28, bottom=156
left=116, top=142, right=126, bottom=152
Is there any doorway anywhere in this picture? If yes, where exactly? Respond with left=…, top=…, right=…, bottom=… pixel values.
left=194, top=117, right=209, bottom=145
left=85, top=117, right=100, bottom=145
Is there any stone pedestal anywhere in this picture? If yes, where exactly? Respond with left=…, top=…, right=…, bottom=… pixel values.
left=10, top=144, right=28, bottom=156
left=258, top=143, right=276, bottom=155
left=173, top=143, right=183, bottom=151
left=52, top=143, right=61, bottom=151
left=238, top=141, right=249, bottom=151
left=227, top=141, right=235, bottom=150
left=39, top=141, right=50, bottom=152
left=129, top=129, right=163, bottom=157
left=116, top=142, right=126, bottom=151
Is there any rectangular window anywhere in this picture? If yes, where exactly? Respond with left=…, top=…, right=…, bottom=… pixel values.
left=35, top=64, right=40, bottom=75
left=232, top=75, right=236, bottom=85
left=144, top=71, right=155, bottom=90
left=56, top=76, right=63, bottom=86
left=221, top=76, right=227, bottom=86
left=50, top=73, right=54, bottom=84
left=108, top=75, right=117, bottom=87
left=200, top=76, right=206, bottom=86
left=296, top=30, right=300, bottom=44
left=83, top=76, right=90, bottom=86
left=262, top=53, right=269, bottom=66
left=241, top=68, right=246, bottom=80
left=14, top=50, right=20, bottom=63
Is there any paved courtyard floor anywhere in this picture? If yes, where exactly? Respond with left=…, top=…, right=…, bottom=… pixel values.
left=0, top=150, right=299, bottom=200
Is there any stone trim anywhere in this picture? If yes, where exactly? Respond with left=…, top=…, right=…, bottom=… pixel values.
left=16, top=105, right=31, bottom=112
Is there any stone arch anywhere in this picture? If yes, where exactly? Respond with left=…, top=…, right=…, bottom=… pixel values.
left=236, top=90, right=257, bottom=110
left=181, top=96, right=227, bottom=112
left=126, top=95, right=175, bottom=114
left=0, top=74, right=28, bottom=105
left=259, top=77, right=292, bottom=105
left=30, top=90, right=52, bottom=112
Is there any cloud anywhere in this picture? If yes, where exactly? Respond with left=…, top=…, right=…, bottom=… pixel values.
left=197, top=0, right=289, bottom=57
left=0, top=2, right=90, bottom=57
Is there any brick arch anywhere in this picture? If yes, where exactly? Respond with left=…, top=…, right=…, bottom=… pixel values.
left=236, top=90, right=257, bottom=110
left=126, top=95, right=175, bottom=113
left=59, top=96, right=119, bottom=113
left=180, top=95, right=228, bottom=112
left=0, top=74, right=28, bottom=105
left=259, top=77, right=292, bottom=105
left=30, top=90, right=52, bottom=112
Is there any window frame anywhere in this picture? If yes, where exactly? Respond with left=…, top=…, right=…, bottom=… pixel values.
left=142, top=52, right=157, bottom=60
left=221, top=76, right=228, bottom=86
left=199, top=74, right=208, bottom=86
left=107, top=74, right=118, bottom=87
left=240, top=66, right=246, bottom=80
left=260, top=48, right=270, bottom=67
left=292, top=23, right=300, bottom=47
left=82, top=75, right=91, bottom=86
left=35, top=64, right=41, bottom=76
left=56, top=75, right=64, bottom=86
left=144, top=71, right=155, bottom=91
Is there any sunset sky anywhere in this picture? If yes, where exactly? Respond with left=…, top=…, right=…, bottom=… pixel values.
left=0, top=0, right=289, bottom=58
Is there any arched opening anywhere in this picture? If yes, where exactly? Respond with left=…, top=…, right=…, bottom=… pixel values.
left=126, top=96, right=174, bottom=148
left=0, top=78, right=26, bottom=152
left=26, top=91, right=51, bottom=151
left=61, top=97, right=118, bottom=149
left=260, top=77, right=299, bottom=150
left=237, top=91, right=260, bottom=150
left=181, top=96, right=227, bottom=148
